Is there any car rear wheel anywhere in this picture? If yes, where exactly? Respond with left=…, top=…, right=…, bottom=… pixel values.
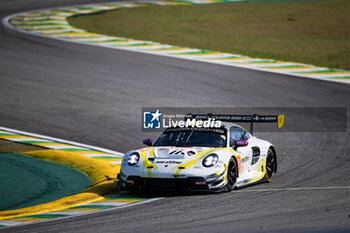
left=265, top=148, right=275, bottom=182
left=225, top=158, right=237, bottom=191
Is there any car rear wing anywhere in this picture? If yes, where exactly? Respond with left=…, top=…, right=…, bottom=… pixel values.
left=184, top=113, right=284, bottom=134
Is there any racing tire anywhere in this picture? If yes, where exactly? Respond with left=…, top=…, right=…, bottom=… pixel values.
left=265, top=148, right=275, bottom=182
left=225, top=157, right=237, bottom=192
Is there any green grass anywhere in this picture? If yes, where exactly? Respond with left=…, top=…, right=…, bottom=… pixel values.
left=68, top=0, right=350, bottom=69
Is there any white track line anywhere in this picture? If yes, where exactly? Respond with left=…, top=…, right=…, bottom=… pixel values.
left=80, top=201, right=127, bottom=206
left=39, top=211, right=88, bottom=215
left=0, top=221, right=25, bottom=226
left=0, top=126, right=123, bottom=156
left=234, top=186, right=350, bottom=193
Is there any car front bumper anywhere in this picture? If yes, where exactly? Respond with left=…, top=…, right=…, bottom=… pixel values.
left=119, top=176, right=210, bottom=192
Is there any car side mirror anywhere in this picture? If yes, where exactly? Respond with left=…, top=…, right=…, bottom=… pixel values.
left=234, top=139, right=248, bottom=149
left=143, top=138, right=152, bottom=146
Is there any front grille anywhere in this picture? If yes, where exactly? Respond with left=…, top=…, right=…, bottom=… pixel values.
left=126, top=176, right=209, bottom=192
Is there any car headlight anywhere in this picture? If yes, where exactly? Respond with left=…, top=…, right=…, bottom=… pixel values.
left=127, top=153, right=140, bottom=166
left=202, top=153, right=219, bottom=167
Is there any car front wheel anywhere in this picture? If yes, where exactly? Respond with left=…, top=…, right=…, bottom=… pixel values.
left=265, top=148, right=275, bottom=182
left=225, top=157, right=237, bottom=191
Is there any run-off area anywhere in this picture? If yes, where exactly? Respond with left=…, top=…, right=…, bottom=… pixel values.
left=0, top=140, right=91, bottom=211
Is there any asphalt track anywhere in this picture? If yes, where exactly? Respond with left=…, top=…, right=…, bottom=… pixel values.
left=0, top=0, right=349, bottom=232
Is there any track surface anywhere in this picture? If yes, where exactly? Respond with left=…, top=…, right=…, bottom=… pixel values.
left=0, top=0, right=349, bottom=232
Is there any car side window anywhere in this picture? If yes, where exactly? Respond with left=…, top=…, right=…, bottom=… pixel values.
left=230, top=126, right=250, bottom=146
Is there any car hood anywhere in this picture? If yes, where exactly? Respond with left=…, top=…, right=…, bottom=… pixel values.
left=153, top=146, right=213, bottom=159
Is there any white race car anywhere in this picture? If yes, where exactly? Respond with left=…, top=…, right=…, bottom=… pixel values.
left=118, top=114, right=284, bottom=192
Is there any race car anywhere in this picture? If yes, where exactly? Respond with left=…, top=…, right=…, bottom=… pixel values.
left=118, top=113, right=284, bottom=192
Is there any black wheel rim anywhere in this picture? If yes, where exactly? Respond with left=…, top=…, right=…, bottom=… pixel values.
left=266, top=150, right=274, bottom=178
left=228, top=161, right=237, bottom=187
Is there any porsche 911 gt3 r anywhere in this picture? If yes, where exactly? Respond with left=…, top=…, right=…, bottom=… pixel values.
left=118, top=114, right=284, bottom=192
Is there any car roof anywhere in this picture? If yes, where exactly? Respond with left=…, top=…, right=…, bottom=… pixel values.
left=221, top=122, right=248, bottom=131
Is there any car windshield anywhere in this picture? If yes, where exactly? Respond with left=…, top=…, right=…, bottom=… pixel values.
left=154, top=127, right=227, bottom=147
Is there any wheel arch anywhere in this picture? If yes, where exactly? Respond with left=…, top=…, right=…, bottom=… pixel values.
left=230, top=155, right=239, bottom=178
left=269, top=146, right=277, bottom=173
